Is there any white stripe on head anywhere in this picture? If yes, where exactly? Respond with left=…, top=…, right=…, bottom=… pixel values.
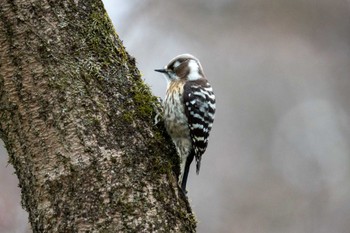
left=173, top=61, right=181, bottom=68
left=187, top=60, right=201, bottom=81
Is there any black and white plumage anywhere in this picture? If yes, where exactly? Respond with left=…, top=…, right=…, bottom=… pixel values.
left=155, top=54, right=216, bottom=193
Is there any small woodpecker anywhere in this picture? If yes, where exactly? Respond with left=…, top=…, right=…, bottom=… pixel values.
left=155, top=54, right=216, bottom=193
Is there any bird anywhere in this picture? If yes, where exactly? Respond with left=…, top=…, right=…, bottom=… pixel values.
left=155, top=54, right=216, bottom=193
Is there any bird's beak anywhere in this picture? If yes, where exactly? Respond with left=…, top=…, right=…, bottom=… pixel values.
left=154, top=69, right=167, bottom=74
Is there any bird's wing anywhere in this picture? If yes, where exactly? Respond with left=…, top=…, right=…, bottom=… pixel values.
left=183, top=79, right=216, bottom=174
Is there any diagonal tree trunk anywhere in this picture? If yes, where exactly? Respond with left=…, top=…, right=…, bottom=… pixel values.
left=0, top=0, right=196, bottom=232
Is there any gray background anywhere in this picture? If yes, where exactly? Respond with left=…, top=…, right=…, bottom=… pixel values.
left=1, top=0, right=350, bottom=232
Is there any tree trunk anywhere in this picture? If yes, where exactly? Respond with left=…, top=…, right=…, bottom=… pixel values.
left=0, top=0, right=196, bottom=232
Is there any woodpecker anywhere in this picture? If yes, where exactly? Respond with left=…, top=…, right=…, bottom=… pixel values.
left=155, top=54, right=216, bottom=192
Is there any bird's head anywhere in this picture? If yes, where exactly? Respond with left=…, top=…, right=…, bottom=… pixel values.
left=155, top=54, right=205, bottom=81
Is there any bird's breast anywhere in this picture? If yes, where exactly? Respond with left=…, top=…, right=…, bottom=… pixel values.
left=163, top=81, right=190, bottom=138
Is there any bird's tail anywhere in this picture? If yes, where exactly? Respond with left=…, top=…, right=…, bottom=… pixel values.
left=180, top=150, right=195, bottom=192
left=196, top=156, right=202, bottom=175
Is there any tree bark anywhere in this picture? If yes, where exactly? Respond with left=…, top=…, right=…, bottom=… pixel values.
left=0, top=0, right=196, bottom=232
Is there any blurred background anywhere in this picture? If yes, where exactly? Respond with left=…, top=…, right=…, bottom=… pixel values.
left=1, top=0, right=350, bottom=232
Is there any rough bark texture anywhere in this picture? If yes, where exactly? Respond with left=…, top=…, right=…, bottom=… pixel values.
left=0, top=0, right=196, bottom=232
